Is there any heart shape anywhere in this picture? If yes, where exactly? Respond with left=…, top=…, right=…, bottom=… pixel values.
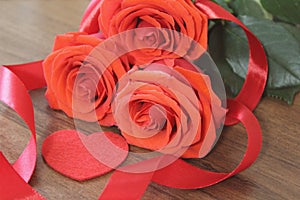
left=42, top=130, right=128, bottom=181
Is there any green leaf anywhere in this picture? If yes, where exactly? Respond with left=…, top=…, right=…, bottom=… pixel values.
left=261, top=0, right=300, bottom=24
left=230, top=0, right=272, bottom=19
left=209, top=16, right=300, bottom=104
left=280, top=23, right=300, bottom=42
left=241, top=16, right=300, bottom=89
left=211, top=0, right=233, bottom=13
left=208, top=23, right=244, bottom=96
left=266, top=86, right=300, bottom=104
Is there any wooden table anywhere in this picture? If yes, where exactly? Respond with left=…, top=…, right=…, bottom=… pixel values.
left=0, top=0, right=299, bottom=199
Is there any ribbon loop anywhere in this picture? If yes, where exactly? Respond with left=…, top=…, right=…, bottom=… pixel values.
left=99, top=99, right=262, bottom=198
left=0, top=66, right=37, bottom=182
left=152, top=99, right=262, bottom=188
left=0, top=65, right=45, bottom=198
left=0, top=153, right=45, bottom=200
left=196, top=0, right=268, bottom=125
left=4, top=61, right=46, bottom=90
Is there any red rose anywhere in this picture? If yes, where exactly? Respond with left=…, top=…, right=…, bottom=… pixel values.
left=43, top=32, right=129, bottom=126
left=98, top=0, right=208, bottom=65
left=112, top=59, right=225, bottom=158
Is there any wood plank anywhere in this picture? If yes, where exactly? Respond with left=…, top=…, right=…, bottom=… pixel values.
left=0, top=0, right=299, bottom=199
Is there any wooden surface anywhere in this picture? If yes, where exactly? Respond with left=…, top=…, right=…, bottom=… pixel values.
left=0, top=0, right=299, bottom=199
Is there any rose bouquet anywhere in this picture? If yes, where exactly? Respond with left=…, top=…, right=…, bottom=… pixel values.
left=43, top=0, right=228, bottom=159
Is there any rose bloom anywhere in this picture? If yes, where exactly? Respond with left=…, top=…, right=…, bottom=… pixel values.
left=98, top=0, right=208, bottom=65
left=112, top=59, right=225, bottom=158
left=43, top=32, right=129, bottom=126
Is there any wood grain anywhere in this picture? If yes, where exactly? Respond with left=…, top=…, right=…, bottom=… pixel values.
left=0, top=0, right=299, bottom=199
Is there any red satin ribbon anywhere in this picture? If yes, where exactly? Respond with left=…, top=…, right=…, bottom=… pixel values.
left=0, top=152, right=45, bottom=200
left=196, top=0, right=268, bottom=125
left=80, top=0, right=102, bottom=34
left=4, top=61, right=46, bottom=90
left=0, top=64, right=45, bottom=199
left=99, top=99, right=262, bottom=199
left=100, top=169, right=154, bottom=199
left=152, top=99, right=262, bottom=188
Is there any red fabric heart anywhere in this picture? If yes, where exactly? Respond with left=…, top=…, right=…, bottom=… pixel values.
left=42, top=130, right=128, bottom=181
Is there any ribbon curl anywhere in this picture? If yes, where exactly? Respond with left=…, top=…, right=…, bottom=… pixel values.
left=196, top=0, right=268, bottom=125
left=0, top=64, right=45, bottom=199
